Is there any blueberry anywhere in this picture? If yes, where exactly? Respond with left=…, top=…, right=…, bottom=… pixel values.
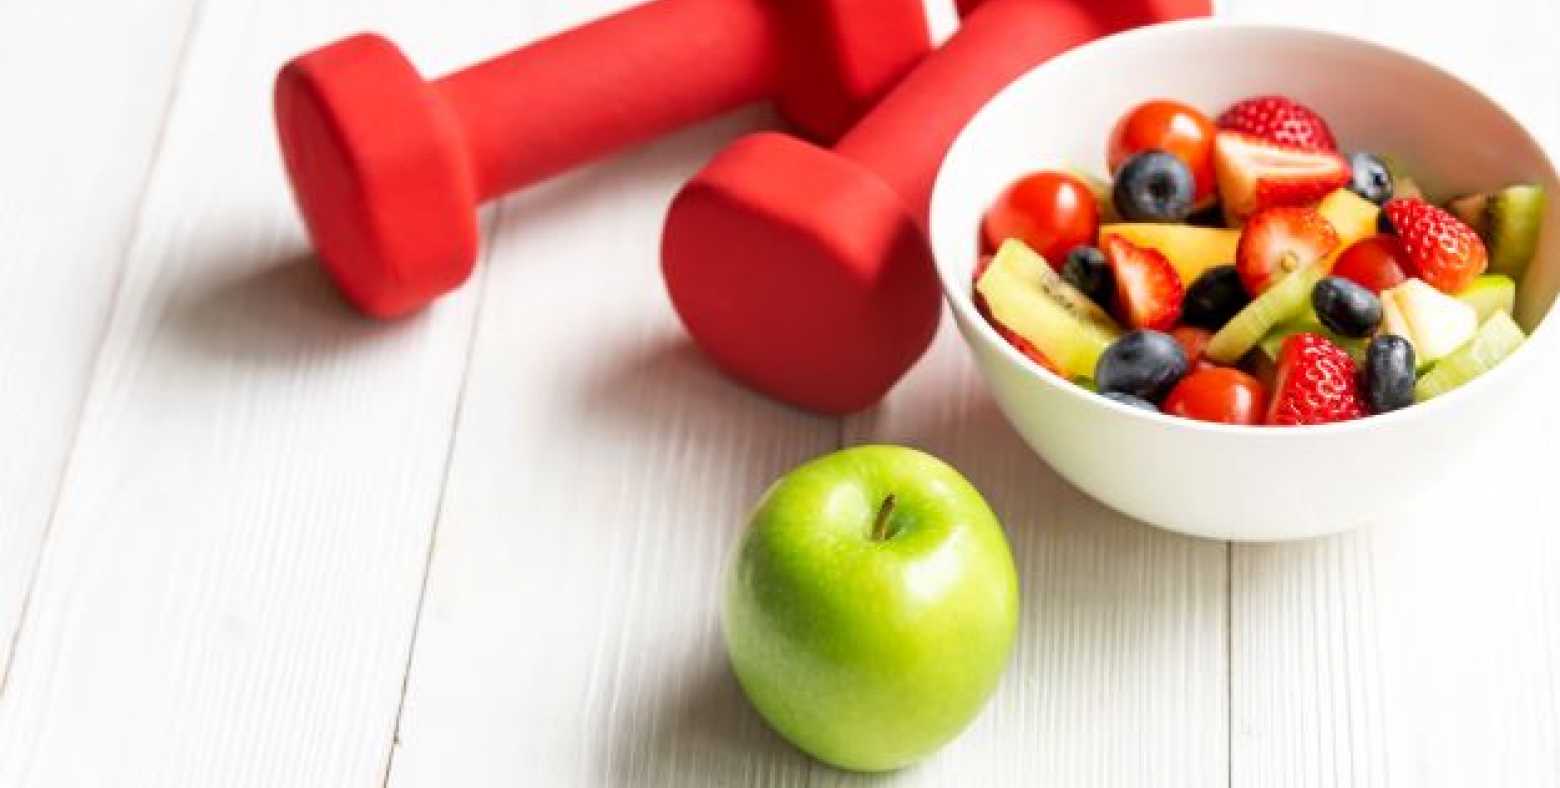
left=1363, top=334, right=1416, bottom=414
left=1182, top=265, right=1250, bottom=330
left=1347, top=152, right=1394, bottom=205
left=1101, top=391, right=1159, bottom=412
left=1095, top=330, right=1189, bottom=403
left=1312, top=276, right=1383, bottom=337
left=1113, top=151, right=1195, bottom=223
left=1061, top=245, right=1113, bottom=306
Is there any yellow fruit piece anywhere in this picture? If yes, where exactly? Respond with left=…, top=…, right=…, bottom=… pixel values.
left=1098, top=223, right=1239, bottom=285
left=1315, top=188, right=1380, bottom=270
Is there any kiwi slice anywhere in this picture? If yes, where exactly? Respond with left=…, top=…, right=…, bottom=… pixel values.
left=976, top=239, right=1123, bottom=378
left=1414, top=311, right=1526, bottom=401
left=1257, top=309, right=1368, bottom=364
left=1456, top=274, right=1517, bottom=322
left=1448, top=185, right=1546, bottom=279
left=1206, top=262, right=1324, bottom=365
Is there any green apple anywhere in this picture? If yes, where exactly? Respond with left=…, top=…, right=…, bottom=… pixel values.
left=723, top=445, right=1019, bottom=772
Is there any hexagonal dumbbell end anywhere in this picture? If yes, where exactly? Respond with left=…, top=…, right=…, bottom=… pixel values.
left=663, top=0, right=1211, bottom=415
left=273, top=0, right=930, bottom=318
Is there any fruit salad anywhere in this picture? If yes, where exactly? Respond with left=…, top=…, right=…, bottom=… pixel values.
left=973, top=95, right=1546, bottom=426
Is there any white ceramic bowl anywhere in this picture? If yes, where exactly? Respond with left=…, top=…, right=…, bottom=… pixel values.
left=930, top=20, right=1560, bottom=541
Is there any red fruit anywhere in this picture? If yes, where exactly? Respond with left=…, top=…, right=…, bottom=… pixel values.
left=1216, top=95, right=1337, bottom=151
left=1213, top=131, right=1352, bottom=222
left=983, top=171, right=1100, bottom=269
left=1236, top=205, right=1340, bottom=295
left=1382, top=198, right=1489, bottom=293
left=1164, top=367, right=1267, bottom=425
left=1170, top=325, right=1214, bottom=368
left=1103, top=235, right=1183, bottom=330
left=1266, top=333, right=1367, bottom=426
left=1332, top=234, right=1410, bottom=293
left=1108, top=99, right=1219, bottom=205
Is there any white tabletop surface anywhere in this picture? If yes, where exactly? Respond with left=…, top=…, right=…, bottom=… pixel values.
left=1, top=0, right=1557, bottom=785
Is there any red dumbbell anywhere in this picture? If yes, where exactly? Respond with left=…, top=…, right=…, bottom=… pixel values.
left=274, top=0, right=930, bottom=318
left=662, top=0, right=1210, bottom=415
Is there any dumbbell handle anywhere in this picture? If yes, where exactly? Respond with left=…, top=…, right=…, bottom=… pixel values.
left=437, top=0, right=779, bottom=200
left=835, top=0, right=1209, bottom=226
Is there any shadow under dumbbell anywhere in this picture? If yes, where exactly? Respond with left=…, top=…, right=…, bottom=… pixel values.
left=166, top=246, right=420, bottom=366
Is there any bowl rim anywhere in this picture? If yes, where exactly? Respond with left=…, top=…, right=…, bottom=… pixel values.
left=930, top=17, right=1560, bottom=438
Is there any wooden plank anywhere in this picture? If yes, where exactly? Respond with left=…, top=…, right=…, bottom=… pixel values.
left=0, top=0, right=197, bottom=677
left=1223, top=1, right=1560, bottom=785
left=0, top=0, right=514, bottom=784
left=379, top=2, right=838, bottom=784
left=822, top=326, right=1230, bottom=787
left=389, top=1, right=1227, bottom=784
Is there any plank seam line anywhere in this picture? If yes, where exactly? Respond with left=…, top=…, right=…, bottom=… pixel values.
left=375, top=206, right=499, bottom=788
left=0, top=0, right=208, bottom=701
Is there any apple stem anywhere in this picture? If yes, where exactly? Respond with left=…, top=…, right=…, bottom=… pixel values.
left=871, top=495, right=897, bottom=541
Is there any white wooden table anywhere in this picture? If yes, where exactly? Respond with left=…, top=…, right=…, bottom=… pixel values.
left=1, top=1, right=1557, bottom=785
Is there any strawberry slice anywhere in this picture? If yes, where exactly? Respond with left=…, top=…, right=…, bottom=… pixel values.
left=1217, top=95, right=1337, bottom=151
left=1103, top=235, right=1183, bottom=330
left=1267, top=333, right=1367, bottom=425
left=1382, top=198, right=1489, bottom=293
left=1236, top=205, right=1340, bottom=296
left=1213, top=131, right=1351, bottom=223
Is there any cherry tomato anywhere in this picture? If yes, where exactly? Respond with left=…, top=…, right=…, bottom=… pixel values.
left=1163, top=367, right=1267, bottom=425
left=1107, top=99, right=1217, bottom=206
left=1169, top=325, right=1214, bottom=369
left=1332, top=234, right=1410, bottom=293
left=982, top=171, right=1100, bottom=268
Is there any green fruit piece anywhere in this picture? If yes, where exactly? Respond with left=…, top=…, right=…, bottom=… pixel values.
left=1455, top=274, right=1517, bottom=322
left=1447, top=185, right=1545, bottom=278
left=1490, top=185, right=1545, bottom=278
left=1206, top=262, right=1324, bottom=365
left=1381, top=278, right=1478, bottom=368
left=1257, top=309, right=1368, bottom=364
left=1414, top=311, right=1526, bottom=401
left=724, top=445, right=1019, bottom=772
left=976, top=239, right=1123, bottom=378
